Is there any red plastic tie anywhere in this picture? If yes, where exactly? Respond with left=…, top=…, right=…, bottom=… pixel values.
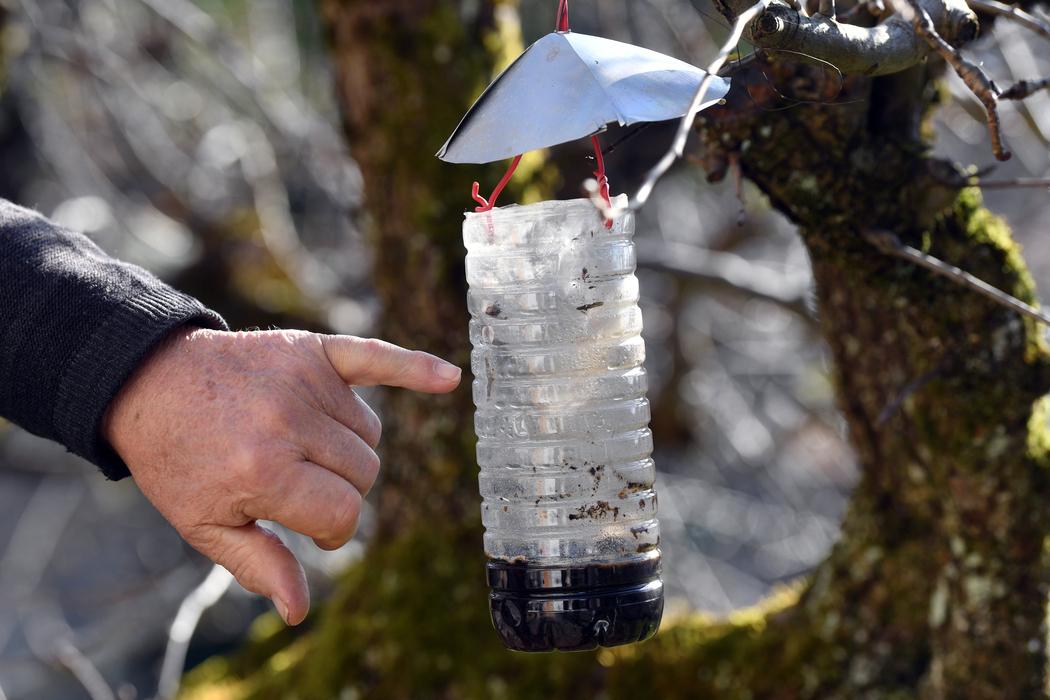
left=472, top=155, right=523, bottom=212
left=591, top=135, right=614, bottom=229
left=557, top=0, right=570, bottom=31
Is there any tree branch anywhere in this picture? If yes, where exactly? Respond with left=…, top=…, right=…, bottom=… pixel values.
left=966, top=0, right=1050, bottom=38
left=724, top=0, right=978, bottom=76
left=586, top=0, right=771, bottom=217
left=999, top=76, right=1050, bottom=99
left=895, top=0, right=1012, bottom=160
left=51, top=640, right=118, bottom=700
left=588, top=0, right=985, bottom=221
left=156, top=565, right=234, bottom=700
left=973, top=176, right=1050, bottom=188
left=862, top=229, right=1050, bottom=326
left=24, top=609, right=117, bottom=700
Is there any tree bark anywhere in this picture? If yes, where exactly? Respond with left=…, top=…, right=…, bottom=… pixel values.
left=697, top=55, right=1050, bottom=697
left=183, top=3, right=1050, bottom=699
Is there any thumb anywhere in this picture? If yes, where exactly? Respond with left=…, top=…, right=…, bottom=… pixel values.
left=191, top=523, right=310, bottom=625
left=320, top=335, right=462, bottom=393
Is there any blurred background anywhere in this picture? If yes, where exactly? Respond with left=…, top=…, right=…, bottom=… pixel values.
left=0, top=0, right=1045, bottom=697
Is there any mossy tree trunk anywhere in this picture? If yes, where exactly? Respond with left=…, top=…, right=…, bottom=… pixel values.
left=692, top=58, right=1050, bottom=696
left=185, top=2, right=1050, bottom=698
left=318, top=1, right=499, bottom=537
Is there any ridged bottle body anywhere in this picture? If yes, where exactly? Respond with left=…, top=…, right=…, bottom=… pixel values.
left=465, top=197, right=663, bottom=652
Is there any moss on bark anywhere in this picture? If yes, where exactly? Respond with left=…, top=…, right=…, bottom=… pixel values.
left=182, top=4, right=1050, bottom=699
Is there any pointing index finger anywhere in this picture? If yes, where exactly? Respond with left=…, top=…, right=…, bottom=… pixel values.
left=320, top=335, right=462, bottom=393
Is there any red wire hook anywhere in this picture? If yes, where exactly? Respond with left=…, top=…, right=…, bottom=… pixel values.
left=591, top=135, right=614, bottom=229
left=557, top=0, right=570, bottom=31
left=471, top=155, right=523, bottom=212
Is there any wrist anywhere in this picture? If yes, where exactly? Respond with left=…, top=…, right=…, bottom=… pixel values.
left=101, top=325, right=209, bottom=456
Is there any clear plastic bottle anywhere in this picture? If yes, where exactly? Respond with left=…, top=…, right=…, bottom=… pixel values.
left=465, top=195, right=663, bottom=652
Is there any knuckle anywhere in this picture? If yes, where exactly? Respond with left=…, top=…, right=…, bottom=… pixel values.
left=228, top=440, right=292, bottom=496
left=230, top=442, right=267, bottom=481
left=250, top=457, right=286, bottom=493
left=366, top=418, right=383, bottom=449
left=355, top=400, right=383, bottom=448
left=363, top=404, right=383, bottom=445
left=321, top=489, right=362, bottom=548
left=359, top=450, right=381, bottom=495
left=358, top=337, right=383, bottom=356
left=258, top=398, right=294, bottom=433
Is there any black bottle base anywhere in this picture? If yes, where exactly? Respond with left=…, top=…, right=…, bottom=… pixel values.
left=486, top=555, right=664, bottom=653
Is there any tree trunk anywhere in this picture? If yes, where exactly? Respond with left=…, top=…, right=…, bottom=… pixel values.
left=183, top=3, right=1050, bottom=699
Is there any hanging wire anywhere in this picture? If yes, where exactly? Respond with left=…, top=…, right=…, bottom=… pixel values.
left=591, top=135, right=613, bottom=228
left=471, top=155, right=523, bottom=212
left=599, top=123, right=652, bottom=156
left=557, top=0, right=570, bottom=32
left=752, top=49, right=848, bottom=107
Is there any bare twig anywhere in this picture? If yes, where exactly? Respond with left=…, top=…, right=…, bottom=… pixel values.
left=156, top=565, right=234, bottom=700
left=730, top=151, right=746, bottom=227
left=966, top=0, right=1050, bottom=38
left=877, top=367, right=942, bottom=425
left=999, top=76, right=1050, bottom=99
left=586, top=0, right=771, bottom=218
left=52, top=640, right=118, bottom=700
left=895, top=0, right=1012, bottom=160
left=24, top=607, right=117, bottom=700
left=640, top=0, right=729, bottom=65
left=636, top=240, right=813, bottom=317
left=989, top=15, right=1050, bottom=143
left=22, top=10, right=364, bottom=330
left=130, top=0, right=359, bottom=209
left=862, top=229, right=1050, bottom=326
left=132, top=0, right=324, bottom=141
left=0, top=475, right=84, bottom=652
left=971, top=176, right=1050, bottom=188
left=634, top=0, right=771, bottom=208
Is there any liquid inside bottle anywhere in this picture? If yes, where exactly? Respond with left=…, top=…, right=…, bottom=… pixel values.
left=465, top=196, right=663, bottom=653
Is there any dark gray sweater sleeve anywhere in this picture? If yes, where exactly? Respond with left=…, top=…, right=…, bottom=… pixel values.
left=0, top=199, right=228, bottom=480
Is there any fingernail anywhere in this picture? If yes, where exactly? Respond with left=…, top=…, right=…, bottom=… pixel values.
left=434, top=361, right=462, bottom=382
left=273, top=596, right=290, bottom=624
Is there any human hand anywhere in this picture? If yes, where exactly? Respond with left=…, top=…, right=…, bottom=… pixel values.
left=102, top=328, right=462, bottom=625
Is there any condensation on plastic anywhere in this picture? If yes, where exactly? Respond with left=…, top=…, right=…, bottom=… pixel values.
left=465, top=196, right=660, bottom=566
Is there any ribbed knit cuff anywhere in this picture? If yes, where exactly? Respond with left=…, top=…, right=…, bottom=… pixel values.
left=52, top=287, right=228, bottom=480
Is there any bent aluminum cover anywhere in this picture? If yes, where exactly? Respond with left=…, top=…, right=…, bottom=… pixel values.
left=438, top=31, right=731, bottom=165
